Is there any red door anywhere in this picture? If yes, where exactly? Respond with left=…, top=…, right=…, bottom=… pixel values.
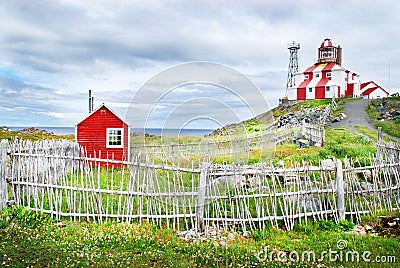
left=315, top=86, right=325, bottom=99
left=297, top=88, right=306, bottom=100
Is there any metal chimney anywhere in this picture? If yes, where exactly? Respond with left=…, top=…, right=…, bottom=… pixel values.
left=88, top=90, right=92, bottom=113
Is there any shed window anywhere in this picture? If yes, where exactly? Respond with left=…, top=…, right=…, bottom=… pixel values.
left=315, top=73, right=320, bottom=78
left=326, top=86, right=330, bottom=92
left=107, top=128, right=124, bottom=148
left=308, top=87, right=313, bottom=92
left=326, top=72, right=332, bottom=77
left=304, top=74, right=309, bottom=80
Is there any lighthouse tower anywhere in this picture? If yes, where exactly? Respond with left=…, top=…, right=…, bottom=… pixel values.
left=286, top=38, right=360, bottom=101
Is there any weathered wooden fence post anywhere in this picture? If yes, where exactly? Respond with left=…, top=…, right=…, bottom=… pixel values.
left=336, top=159, right=345, bottom=221
left=0, top=140, right=8, bottom=210
left=376, top=127, right=382, bottom=165
left=321, top=126, right=325, bottom=147
left=196, top=162, right=209, bottom=233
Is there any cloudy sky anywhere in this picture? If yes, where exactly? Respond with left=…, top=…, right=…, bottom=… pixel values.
left=0, top=0, right=399, bottom=129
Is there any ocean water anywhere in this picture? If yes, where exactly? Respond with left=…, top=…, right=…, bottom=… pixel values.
left=8, top=127, right=214, bottom=137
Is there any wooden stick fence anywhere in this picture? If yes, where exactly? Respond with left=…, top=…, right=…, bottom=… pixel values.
left=302, top=122, right=324, bottom=146
left=1, top=136, right=399, bottom=233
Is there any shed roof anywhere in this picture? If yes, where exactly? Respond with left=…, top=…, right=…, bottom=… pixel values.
left=360, top=81, right=389, bottom=96
left=76, top=104, right=130, bottom=126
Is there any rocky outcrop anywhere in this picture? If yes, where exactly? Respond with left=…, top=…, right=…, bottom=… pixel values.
left=19, top=127, right=54, bottom=135
left=370, top=98, right=400, bottom=121
left=176, top=227, right=240, bottom=244
left=275, top=107, right=335, bottom=128
left=0, top=126, right=57, bottom=136
left=131, top=131, right=155, bottom=137
left=205, top=123, right=238, bottom=137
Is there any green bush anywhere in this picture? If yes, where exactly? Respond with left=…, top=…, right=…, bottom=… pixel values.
left=337, top=220, right=354, bottom=231
left=293, top=219, right=354, bottom=233
left=0, top=205, right=51, bottom=229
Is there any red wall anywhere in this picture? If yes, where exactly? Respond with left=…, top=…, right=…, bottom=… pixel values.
left=296, top=67, right=315, bottom=100
left=76, top=105, right=129, bottom=165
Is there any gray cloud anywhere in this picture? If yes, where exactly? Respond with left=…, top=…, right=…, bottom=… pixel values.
left=0, top=0, right=399, bottom=128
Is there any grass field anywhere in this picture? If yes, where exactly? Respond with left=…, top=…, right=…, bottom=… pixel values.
left=0, top=206, right=398, bottom=267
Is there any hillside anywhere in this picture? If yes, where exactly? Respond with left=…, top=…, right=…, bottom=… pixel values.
left=206, top=99, right=333, bottom=137
left=366, top=96, right=400, bottom=139
left=0, top=127, right=74, bottom=141
left=207, top=97, right=400, bottom=140
left=203, top=97, right=399, bottom=166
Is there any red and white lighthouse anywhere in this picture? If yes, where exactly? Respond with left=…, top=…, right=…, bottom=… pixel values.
left=287, top=38, right=361, bottom=100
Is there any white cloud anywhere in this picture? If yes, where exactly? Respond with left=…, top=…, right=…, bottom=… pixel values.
left=38, top=112, right=66, bottom=119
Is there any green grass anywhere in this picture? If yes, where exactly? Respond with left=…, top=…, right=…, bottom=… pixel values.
left=1, top=206, right=398, bottom=267
left=353, top=125, right=393, bottom=142
left=354, top=126, right=379, bottom=141
left=131, top=135, right=202, bottom=146
left=375, top=120, right=400, bottom=139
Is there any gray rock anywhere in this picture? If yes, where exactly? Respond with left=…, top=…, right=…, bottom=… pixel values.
left=296, top=139, right=309, bottom=148
left=321, top=159, right=335, bottom=170
left=359, top=182, right=374, bottom=190
left=276, top=160, right=285, bottom=168
left=213, top=175, right=247, bottom=190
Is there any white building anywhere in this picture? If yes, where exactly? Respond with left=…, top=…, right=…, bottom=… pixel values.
left=360, top=81, right=389, bottom=99
left=287, top=38, right=387, bottom=100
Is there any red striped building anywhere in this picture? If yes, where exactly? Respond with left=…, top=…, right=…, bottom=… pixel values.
left=76, top=104, right=130, bottom=164
left=287, top=38, right=361, bottom=100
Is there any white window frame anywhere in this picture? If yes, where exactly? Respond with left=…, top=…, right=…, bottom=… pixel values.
left=315, top=73, right=320, bottom=78
left=326, top=86, right=330, bottom=92
left=304, top=74, right=309, bottom=80
left=326, top=72, right=332, bottom=77
left=106, top=128, right=124, bottom=148
left=308, top=87, right=313, bottom=93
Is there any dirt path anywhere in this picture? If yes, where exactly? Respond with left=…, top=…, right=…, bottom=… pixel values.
left=331, top=99, right=399, bottom=142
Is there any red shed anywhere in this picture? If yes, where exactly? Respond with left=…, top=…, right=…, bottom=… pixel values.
left=76, top=104, right=130, bottom=164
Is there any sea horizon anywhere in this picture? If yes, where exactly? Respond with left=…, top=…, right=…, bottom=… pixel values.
left=7, top=126, right=215, bottom=137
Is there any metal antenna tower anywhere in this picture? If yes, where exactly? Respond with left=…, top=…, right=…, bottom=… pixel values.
left=285, top=41, right=300, bottom=96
